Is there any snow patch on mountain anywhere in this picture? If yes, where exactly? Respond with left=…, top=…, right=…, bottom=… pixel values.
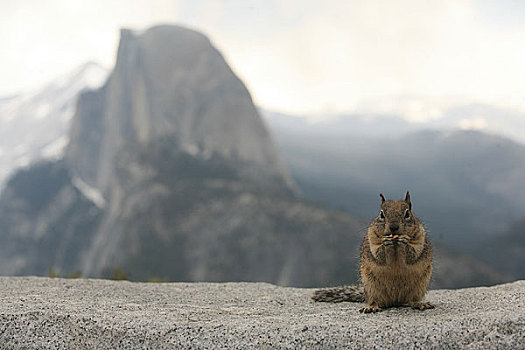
left=0, top=62, right=109, bottom=189
left=72, top=176, right=106, bottom=209
left=41, top=136, right=70, bottom=159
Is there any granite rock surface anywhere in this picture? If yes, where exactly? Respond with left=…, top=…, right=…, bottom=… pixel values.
left=0, top=277, right=523, bottom=349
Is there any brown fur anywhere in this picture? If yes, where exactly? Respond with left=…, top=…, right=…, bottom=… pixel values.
left=312, top=192, right=434, bottom=313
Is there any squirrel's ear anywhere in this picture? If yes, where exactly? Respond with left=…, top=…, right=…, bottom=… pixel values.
left=405, top=191, right=412, bottom=210
left=380, top=193, right=386, bottom=203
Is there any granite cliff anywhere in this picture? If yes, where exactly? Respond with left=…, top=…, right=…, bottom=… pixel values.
left=66, top=26, right=293, bottom=197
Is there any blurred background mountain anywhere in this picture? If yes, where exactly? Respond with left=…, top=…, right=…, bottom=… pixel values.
left=0, top=1, right=523, bottom=289
left=0, top=62, right=107, bottom=187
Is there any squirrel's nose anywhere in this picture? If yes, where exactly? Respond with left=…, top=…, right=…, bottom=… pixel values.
left=390, top=224, right=399, bottom=233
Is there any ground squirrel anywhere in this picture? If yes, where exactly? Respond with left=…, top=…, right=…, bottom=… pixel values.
left=312, top=192, right=434, bottom=313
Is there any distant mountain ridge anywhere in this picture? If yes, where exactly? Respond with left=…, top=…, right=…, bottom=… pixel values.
left=0, top=62, right=108, bottom=188
left=294, top=96, right=525, bottom=144
left=263, top=109, right=525, bottom=269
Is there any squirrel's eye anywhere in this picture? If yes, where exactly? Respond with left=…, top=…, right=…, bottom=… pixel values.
left=404, top=209, right=410, bottom=219
left=379, top=210, right=385, bottom=219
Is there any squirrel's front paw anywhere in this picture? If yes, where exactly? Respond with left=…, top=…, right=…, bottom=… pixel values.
left=382, top=237, right=394, bottom=246
left=396, top=236, right=409, bottom=245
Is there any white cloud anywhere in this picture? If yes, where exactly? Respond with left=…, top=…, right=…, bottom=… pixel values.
left=1, top=0, right=525, bottom=115
left=0, top=0, right=181, bottom=95
left=203, top=0, right=525, bottom=114
left=459, top=117, right=488, bottom=130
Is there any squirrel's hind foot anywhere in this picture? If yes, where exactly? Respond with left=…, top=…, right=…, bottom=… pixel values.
left=360, top=303, right=382, bottom=313
left=409, top=301, right=435, bottom=310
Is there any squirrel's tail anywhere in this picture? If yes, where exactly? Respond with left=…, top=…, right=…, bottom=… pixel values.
left=311, top=285, right=365, bottom=303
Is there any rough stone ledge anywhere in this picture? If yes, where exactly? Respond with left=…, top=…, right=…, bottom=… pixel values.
left=0, top=277, right=523, bottom=349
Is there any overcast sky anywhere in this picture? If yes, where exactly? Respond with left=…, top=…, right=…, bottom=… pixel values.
left=1, top=0, right=524, bottom=114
